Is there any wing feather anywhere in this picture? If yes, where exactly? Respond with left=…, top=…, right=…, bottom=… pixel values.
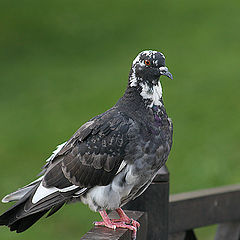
left=43, top=108, right=134, bottom=189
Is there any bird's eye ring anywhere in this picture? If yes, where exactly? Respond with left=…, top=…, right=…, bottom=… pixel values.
left=144, top=60, right=151, bottom=66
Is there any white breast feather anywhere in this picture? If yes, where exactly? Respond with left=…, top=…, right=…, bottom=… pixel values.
left=140, top=81, right=162, bottom=107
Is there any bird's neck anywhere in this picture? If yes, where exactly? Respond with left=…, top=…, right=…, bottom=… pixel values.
left=128, top=68, right=163, bottom=109
left=137, top=81, right=163, bottom=109
left=116, top=81, right=164, bottom=114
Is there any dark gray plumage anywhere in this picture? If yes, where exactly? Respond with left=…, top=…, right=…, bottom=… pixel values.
left=0, top=50, right=173, bottom=237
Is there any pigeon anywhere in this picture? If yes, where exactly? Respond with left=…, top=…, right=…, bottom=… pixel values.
left=0, top=50, right=173, bottom=239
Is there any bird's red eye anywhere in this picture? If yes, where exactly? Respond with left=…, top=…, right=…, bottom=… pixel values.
left=145, top=60, right=151, bottom=66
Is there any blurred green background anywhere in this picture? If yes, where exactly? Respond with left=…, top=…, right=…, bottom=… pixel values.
left=0, top=0, right=239, bottom=239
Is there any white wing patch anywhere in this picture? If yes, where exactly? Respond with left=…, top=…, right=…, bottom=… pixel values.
left=116, top=160, right=127, bottom=175
left=74, top=188, right=88, bottom=195
left=32, top=182, right=79, bottom=204
left=46, top=142, right=67, bottom=163
left=32, top=182, right=58, bottom=204
left=59, top=185, right=79, bottom=192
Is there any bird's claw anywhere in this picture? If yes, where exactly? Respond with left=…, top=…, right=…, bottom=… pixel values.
left=94, top=220, right=137, bottom=239
left=130, top=219, right=140, bottom=229
left=112, top=217, right=140, bottom=229
left=94, top=220, right=117, bottom=230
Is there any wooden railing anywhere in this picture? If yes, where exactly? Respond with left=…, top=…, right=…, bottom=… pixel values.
left=80, top=166, right=240, bottom=240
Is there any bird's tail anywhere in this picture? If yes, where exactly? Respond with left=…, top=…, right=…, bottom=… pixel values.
left=0, top=177, right=69, bottom=233
left=1, top=176, right=44, bottom=203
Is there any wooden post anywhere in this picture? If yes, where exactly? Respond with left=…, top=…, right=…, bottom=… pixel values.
left=214, top=222, right=240, bottom=240
left=169, top=230, right=197, bottom=240
left=124, top=165, right=169, bottom=240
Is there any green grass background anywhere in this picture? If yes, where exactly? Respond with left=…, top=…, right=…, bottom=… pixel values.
left=0, top=0, right=239, bottom=239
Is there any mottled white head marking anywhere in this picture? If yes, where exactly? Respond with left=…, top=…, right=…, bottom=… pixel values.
left=129, top=50, right=166, bottom=87
left=129, top=67, right=138, bottom=87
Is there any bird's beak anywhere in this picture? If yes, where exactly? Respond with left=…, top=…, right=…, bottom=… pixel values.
left=159, top=66, right=173, bottom=80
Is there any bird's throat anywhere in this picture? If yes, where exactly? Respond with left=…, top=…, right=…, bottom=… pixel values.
left=139, top=81, right=163, bottom=108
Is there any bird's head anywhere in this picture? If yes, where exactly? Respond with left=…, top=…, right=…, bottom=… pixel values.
left=129, top=50, right=173, bottom=87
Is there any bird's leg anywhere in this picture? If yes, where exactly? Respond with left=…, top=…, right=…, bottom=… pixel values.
left=94, top=210, right=116, bottom=230
left=111, top=208, right=140, bottom=229
left=94, top=210, right=138, bottom=240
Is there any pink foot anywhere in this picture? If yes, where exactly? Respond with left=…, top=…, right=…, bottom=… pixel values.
left=94, top=220, right=116, bottom=230
left=95, top=209, right=138, bottom=240
left=95, top=220, right=137, bottom=240
left=114, top=208, right=140, bottom=229
left=111, top=217, right=140, bottom=229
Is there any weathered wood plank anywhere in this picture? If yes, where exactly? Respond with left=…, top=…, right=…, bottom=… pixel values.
left=80, top=210, right=147, bottom=240
left=214, top=222, right=240, bottom=240
left=169, top=184, right=240, bottom=233
left=168, top=232, right=186, bottom=240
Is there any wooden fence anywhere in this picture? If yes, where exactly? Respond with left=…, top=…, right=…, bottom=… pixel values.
left=80, top=166, right=240, bottom=240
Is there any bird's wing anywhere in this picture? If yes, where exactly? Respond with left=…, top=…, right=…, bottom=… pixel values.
left=42, top=108, right=135, bottom=189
